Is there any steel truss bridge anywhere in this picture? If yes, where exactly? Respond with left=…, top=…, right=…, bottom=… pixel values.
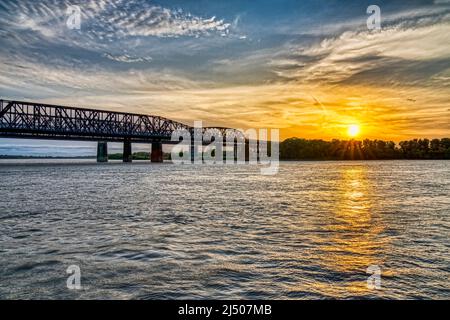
left=0, top=99, right=247, bottom=162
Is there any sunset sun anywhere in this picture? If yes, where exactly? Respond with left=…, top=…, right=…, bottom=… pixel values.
left=347, top=124, right=360, bottom=138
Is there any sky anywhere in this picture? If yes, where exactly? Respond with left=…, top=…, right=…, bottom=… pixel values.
left=0, top=0, right=449, bottom=156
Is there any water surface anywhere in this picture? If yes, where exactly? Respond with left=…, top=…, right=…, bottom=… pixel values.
left=0, top=160, right=449, bottom=299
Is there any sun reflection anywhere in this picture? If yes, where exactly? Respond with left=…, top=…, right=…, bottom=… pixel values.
left=320, top=166, right=387, bottom=295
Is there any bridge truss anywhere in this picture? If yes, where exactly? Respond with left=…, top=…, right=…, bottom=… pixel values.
left=0, top=100, right=243, bottom=143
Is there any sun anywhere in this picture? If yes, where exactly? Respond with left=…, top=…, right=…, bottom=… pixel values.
left=347, top=124, right=360, bottom=138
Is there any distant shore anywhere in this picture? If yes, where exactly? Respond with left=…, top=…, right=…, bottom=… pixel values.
left=1, top=156, right=448, bottom=162
left=0, top=155, right=95, bottom=159
left=2, top=137, right=449, bottom=161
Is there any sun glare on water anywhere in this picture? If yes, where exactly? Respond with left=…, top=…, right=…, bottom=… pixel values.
left=347, top=124, right=360, bottom=138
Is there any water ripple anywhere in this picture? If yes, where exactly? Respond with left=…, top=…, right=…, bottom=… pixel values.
left=0, top=160, right=449, bottom=299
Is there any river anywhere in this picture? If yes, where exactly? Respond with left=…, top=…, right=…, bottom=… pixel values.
left=0, top=160, right=448, bottom=299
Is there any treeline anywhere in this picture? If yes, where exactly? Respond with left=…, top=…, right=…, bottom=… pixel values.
left=107, top=139, right=450, bottom=161
left=279, top=138, right=450, bottom=160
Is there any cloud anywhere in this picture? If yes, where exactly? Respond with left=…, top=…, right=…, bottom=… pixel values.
left=103, top=53, right=152, bottom=63
left=1, top=52, right=448, bottom=141
left=101, top=6, right=230, bottom=38
left=0, top=0, right=231, bottom=47
left=271, top=11, right=450, bottom=85
left=0, top=52, right=210, bottom=104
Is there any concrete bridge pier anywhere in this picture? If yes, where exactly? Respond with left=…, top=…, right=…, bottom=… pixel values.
left=190, top=137, right=196, bottom=163
left=245, top=140, right=250, bottom=162
left=232, top=140, right=247, bottom=163
left=151, top=142, right=163, bottom=163
left=97, top=141, right=108, bottom=163
left=123, top=139, right=132, bottom=163
left=257, top=141, right=261, bottom=163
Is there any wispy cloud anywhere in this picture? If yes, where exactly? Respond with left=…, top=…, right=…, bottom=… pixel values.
left=0, top=0, right=231, bottom=47
left=270, top=11, right=450, bottom=85
left=0, top=52, right=207, bottom=100
left=103, top=53, right=152, bottom=63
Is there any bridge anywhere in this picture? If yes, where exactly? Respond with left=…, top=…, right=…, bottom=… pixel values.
left=0, top=99, right=249, bottom=163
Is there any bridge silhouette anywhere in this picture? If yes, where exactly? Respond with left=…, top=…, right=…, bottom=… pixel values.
left=0, top=99, right=252, bottom=163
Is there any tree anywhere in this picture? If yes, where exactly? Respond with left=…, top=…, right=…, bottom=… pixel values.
left=279, top=138, right=449, bottom=160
